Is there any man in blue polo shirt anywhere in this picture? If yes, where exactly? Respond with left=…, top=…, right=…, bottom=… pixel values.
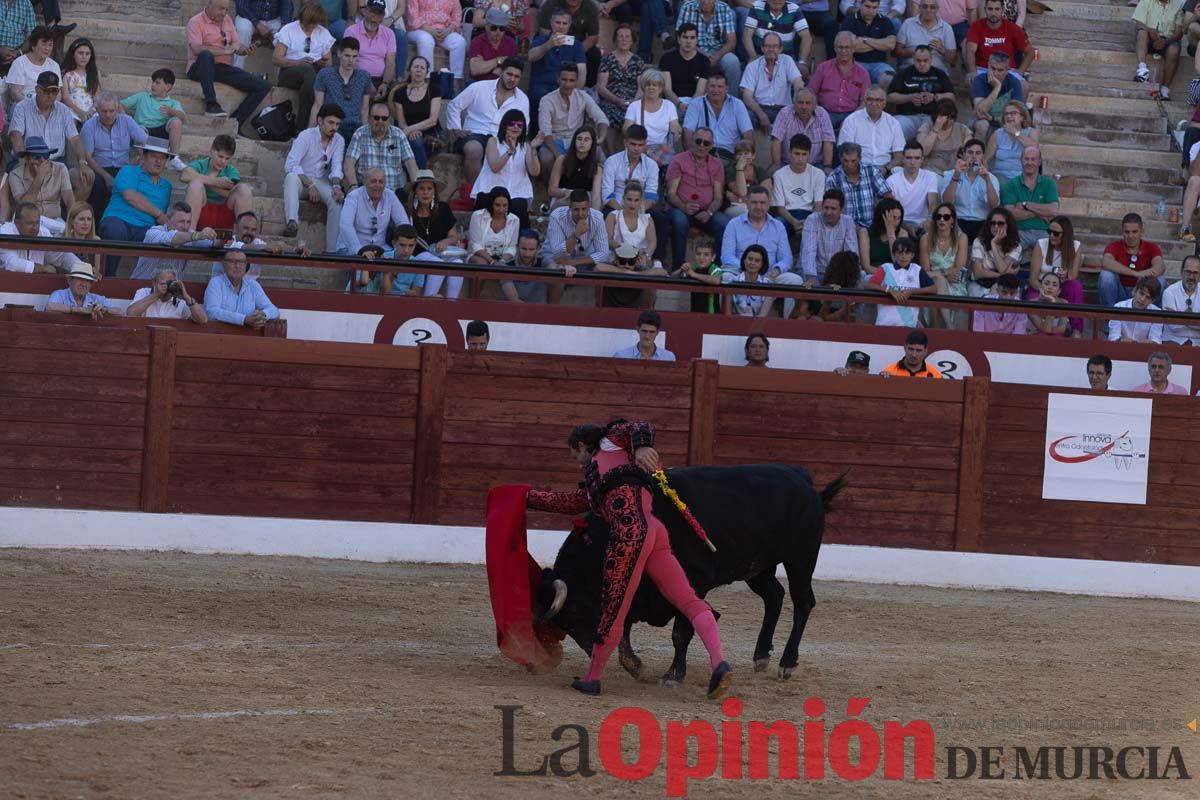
left=838, top=0, right=896, bottom=89
left=682, top=73, right=754, bottom=158
left=98, top=137, right=174, bottom=277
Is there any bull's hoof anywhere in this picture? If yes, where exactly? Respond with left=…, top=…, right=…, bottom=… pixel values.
left=618, top=652, right=644, bottom=680
left=753, top=658, right=769, bottom=672
left=571, top=678, right=601, bottom=695
left=778, top=665, right=794, bottom=680
left=660, top=672, right=683, bottom=688
left=707, top=661, right=733, bottom=700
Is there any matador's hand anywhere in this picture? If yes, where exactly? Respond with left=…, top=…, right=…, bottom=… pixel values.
left=634, top=447, right=660, bottom=472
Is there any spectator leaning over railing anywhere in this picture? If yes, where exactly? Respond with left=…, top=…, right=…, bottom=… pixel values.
left=971, top=271, right=1025, bottom=334
left=1131, top=351, right=1188, bottom=394
left=723, top=243, right=775, bottom=317
left=45, top=261, right=120, bottom=318
left=1086, top=354, right=1112, bottom=392
left=833, top=348, right=870, bottom=375
left=500, top=229, right=565, bottom=304
left=1161, top=254, right=1200, bottom=344
left=1027, top=214, right=1082, bottom=334
left=1108, top=275, right=1164, bottom=344
left=283, top=103, right=346, bottom=248
left=866, top=236, right=935, bottom=326
left=541, top=188, right=611, bottom=271
left=204, top=247, right=279, bottom=329
left=126, top=266, right=209, bottom=324
left=0, top=200, right=76, bottom=273
left=129, top=201, right=219, bottom=280
left=1026, top=271, right=1074, bottom=337
left=382, top=223, right=443, bottom=296
left=819, top=248, right=865, bottom=321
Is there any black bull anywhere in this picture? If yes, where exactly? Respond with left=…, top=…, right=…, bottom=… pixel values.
left=535, top=464, right=847, bottom=683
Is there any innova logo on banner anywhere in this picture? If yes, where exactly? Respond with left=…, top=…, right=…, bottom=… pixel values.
left=1042, top=395, right=1153, bottom=505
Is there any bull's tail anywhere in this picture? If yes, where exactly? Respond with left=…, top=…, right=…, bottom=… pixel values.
left=819, top=472, right=850, bottom=512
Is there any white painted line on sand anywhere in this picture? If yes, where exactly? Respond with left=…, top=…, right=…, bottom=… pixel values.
left=6, top=707, right=381, bottom=732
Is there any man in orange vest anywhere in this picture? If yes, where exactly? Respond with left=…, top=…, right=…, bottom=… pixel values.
left=880, top=329, right=944, bottom=378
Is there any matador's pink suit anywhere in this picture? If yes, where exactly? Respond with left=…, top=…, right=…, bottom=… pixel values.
left=526, top=421, right=724, bottom=684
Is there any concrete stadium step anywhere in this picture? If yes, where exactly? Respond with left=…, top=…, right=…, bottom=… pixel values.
left=1031, top=62, right=1149, bottom=84
left=1040, top=142, right=1181, bottom=171
left=65, top=20, right=187, bottom=63
left=1035, top=108, right=1167, bottom=135
left=1034, top=1, right=1141, bottom=21
left=1068, top=176, right=1185, bottom=205
left=1037, top=125, right=1174, bottom=151
left=1028, top=76, right=1175, bottom=103
left=62, top=0, right=182, bottom=26
left=1059, top=196, right=1188, bottom=223
left=1026, top=15, right=1135, bottom=41
left=1068, top=212, right=1188, bottom=241
left=1046, top=156, right=1183, bottom=187
left=1031, top=46, right=1139, bottom=68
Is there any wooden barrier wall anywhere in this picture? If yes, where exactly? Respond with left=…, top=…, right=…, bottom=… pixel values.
left=2, top=318, right=1197, bottom=567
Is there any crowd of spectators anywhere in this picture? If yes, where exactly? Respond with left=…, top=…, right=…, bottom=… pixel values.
left=1, top=0, right=1199, bottom=342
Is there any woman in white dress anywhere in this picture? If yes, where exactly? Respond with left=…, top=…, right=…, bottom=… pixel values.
left=468, top=186, right=520, bottom=266
left=472, top=109, right=544, bottom=228
left=623, top=69, right=680, bottom=167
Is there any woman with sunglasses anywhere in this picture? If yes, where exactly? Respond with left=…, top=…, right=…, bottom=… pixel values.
left=920, top=202, right=969, bottom=328
left=387, top=56, right=442, bottom=169
left=548, top=125, right=603, bottom=210
left=969, top=207, right=1021, bottom=297
left=724, top=244, right=775, bottom=317
left=467, top=186, right=520, bottom=265
left=473, top=109, right=544, bottom=228
left=273, top=3, right=336, bottom=137
left=1028, top=214, right=1083, bottom=334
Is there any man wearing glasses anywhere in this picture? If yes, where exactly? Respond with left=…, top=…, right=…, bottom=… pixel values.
left=186, top=0, right=271, bottom=125
left=203, top=248, right=280, bottom=329
left=1161, top=255, right=1200, bottom=345
left=343, top=100, right=418, bottom=192
left=338, top=166, right=410, bottom=253
left=895, top=0, right=957, bottom=72
left=665, top=127, right=729, bottom=271
left=467, top=8, right=518, bottom=81
left=8, top=72, right=89, bottom=199
left=1000, top=145, right=1058, bottom=259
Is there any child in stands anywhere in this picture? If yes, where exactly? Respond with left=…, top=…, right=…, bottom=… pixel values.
left=673, top=239, right=723, bottom=313
left=121, top=69, right=187, bottom=171
left=181, top=134, right=255, bottom=233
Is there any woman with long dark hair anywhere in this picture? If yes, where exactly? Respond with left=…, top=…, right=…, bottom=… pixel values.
left=473, top=109, right=543, bottom=227
left=820, top=249, right=863, bottom=322
left=548, top=125, right=603, bottom=210
left=724, top=244, right=774, bottom=317
left=1028, top=214, right=1084, bottom=334
left=858, top=197, right=905, bottom=278
left=969, top=207, right=1021, bottom=297
left=526, top=419, right=731, bottom=699
left=387, top=55, right=442, bottom=169
left=920, top=202, right=970, bottom=328
left=467, top=186, right=520, bottom=265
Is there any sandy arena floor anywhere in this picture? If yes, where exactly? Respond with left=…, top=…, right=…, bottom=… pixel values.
left=0, top=548, right=1197, bottom=799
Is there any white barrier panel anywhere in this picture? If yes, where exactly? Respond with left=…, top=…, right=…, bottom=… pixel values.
left=1, top=507, right=1197, bottom=603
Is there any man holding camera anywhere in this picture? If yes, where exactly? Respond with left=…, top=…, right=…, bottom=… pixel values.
left=126, top=268, right=209, bottom=323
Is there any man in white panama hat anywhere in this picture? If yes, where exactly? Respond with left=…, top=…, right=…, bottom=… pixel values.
left=45, top=262, right=122, bottom=319
left=97, top=136, right=175, bottom=278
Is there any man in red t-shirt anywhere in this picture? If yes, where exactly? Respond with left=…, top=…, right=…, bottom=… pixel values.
left=1100, top=212, right=1166, bottom=315
left=467, top=9, right=519, bottom=81
left=965, top=0, right=1031, bottom=77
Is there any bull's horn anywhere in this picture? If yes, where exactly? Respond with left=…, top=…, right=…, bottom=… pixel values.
left=540, top=579, right=568, bottom=623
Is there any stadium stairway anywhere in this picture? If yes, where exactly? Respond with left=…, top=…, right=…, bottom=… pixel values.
left=1024, top=0, right=1194, bottom=286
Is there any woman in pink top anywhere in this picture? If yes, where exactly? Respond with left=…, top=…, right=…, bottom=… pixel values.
left=408, top=0, right=467, bottom=81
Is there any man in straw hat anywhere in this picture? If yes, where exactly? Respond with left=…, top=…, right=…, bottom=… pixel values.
left=98, top=136, right=175, bottom=277
left=282, top=102, right=346, bottom=248
left=45, top=261, right=121, bottom=319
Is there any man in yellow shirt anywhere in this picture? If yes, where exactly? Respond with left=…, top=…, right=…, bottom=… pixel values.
left=1132, top=0, right=1185, bottom=99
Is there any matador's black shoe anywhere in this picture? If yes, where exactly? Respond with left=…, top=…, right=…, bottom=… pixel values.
left=707, top=661, right=733, bottom=700
left=571, top=678, right=601, bottom=695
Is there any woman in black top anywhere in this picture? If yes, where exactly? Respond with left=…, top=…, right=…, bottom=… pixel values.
left=405, top=170, right=463, bottom=258
left=547, top=125, right=602, bottom=210
left=388, top=56, right=442, bottom=170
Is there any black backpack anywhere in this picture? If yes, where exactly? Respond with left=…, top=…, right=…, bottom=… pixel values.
left=251, top=100, right=296, bottom=142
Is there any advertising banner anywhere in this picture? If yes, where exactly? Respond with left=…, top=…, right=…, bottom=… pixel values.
left=1042, top=394, right=1153, bottom=505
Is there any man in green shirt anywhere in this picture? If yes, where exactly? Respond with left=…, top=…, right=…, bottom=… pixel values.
left=180, top=133, right=254, bottom=232
left=1000, top=145, right=1059, bottom=257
